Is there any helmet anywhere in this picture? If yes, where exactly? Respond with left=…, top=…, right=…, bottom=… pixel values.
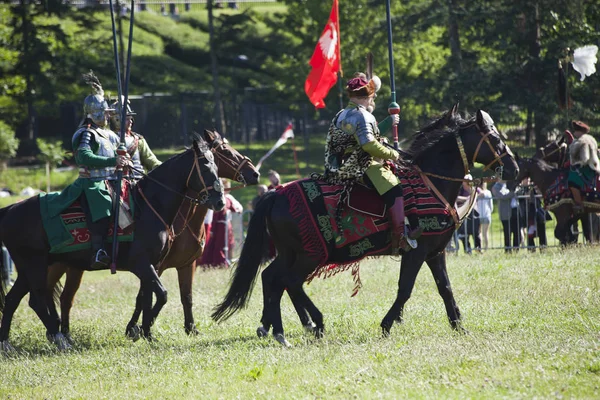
left=81, top=70, right=114, bottom=127
left=83, top=94, right=114, bottom=127
left=110, top=97, right=136, bottom=129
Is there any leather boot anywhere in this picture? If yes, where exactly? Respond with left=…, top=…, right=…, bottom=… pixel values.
left=569, top=187, right=584, bottom=214
left=389, top=197, right=423, bottom=255
left=90, top=235, right=111, bottom=270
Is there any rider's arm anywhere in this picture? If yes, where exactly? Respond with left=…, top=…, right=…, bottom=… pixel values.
left=362, top=141, right=399, bottom=160
left=138, top=137, right=162, bottom=171
left=75, top=131, right=117, bottom=168
left=352, top=112, right=399, bottom=160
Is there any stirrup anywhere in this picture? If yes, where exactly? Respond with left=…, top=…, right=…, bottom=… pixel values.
left=90, top=249, right=110, bottom=270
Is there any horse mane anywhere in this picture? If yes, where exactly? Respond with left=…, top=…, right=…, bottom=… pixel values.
left=528, top=156, right=557, bottom=172
left=405, top=112, right=471, bottom=162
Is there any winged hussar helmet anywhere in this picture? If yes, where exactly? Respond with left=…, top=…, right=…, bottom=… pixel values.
left=82, top=70, right=114, bottom=127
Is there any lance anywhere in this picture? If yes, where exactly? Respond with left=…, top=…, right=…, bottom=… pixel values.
left=108, top=0, right=135, bottom=274
left=385, top=0, right=400, bottom=150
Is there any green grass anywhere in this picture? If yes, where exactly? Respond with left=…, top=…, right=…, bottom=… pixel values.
left=1, top=247, right=599, bottom=398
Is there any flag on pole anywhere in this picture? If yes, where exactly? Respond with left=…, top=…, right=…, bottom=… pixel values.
left=572, top=45, right=598, bottom=81
left=304, top=0, right=341, bottom=109
left=256, top=123, right=295, bottom=171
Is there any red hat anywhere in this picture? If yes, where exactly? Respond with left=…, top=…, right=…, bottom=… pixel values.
left=572, top=120, right=590, bottom=133
left=346, top=73, right=381, bottom=98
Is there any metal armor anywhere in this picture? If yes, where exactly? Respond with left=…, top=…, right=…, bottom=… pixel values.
left=336, top=106, right=378, bottom=146
left=125, top=133, right=144, bottom=180
left=83, top=94, right=114, bottom=127
left=73, top=126, right=120, bottom=180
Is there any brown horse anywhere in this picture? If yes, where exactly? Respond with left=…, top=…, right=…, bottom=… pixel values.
left=533, top=139, right=599, bottom=244
left=47, top=130, right=259, bottom=340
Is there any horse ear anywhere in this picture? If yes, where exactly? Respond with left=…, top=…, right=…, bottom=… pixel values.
left=514, top=151, right=520, bottom=162
left=203, top=129, right=216, bottom=143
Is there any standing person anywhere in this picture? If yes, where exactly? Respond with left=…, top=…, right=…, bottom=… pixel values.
left=456, top=177, right=481, bottom=254
left=267, top=170, right=282, bottom=191
left=492, top=180, right=520, bottom=253
left=524, top=180, right=548, bottom=251
left=199, top=180, right=243, bottom=268
left=47, top=72, right=129, bottom=269
left=567, top=121, right=600, bottom=213
left=476, top=182, right=493, bottom=251
left=110, top=98, right=162, bottom=180
left=320, top=72, right=422, bottom=255
left=250, top=184, right=269, bottom=210
left=203, top=209, right=214, bottom=244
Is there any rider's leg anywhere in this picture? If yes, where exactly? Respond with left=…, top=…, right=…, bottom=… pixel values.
left=569, top=184, right=584, bottom=214
left=80, top=192, right=111, bottom=269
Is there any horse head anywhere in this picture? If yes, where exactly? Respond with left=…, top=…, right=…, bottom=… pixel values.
left=190, top=132, right=225, bottom=211
left=533, top=138, right=568, bottom=165
left=460, top=110, right=519, bottom=181
left=202, top=129, right=260, bottom=185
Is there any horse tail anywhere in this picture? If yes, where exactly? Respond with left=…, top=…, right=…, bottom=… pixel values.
left=0, top=206, right=11, bottom=314
left=211, top=191, right=277, bottom=322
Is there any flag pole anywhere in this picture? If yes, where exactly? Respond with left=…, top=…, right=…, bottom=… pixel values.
left=108, top=0, right=135, bottom=274
left=336, top=0, right=343, bottom=109
left=385, top=0, right=400, bottom=150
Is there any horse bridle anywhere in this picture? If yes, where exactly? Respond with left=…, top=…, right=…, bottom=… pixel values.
left=538, top=141, right=567, bottom=166
left=209, top=137, right=252, bottom=187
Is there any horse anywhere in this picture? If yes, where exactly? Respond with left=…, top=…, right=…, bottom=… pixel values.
left=212, top=108, right=520, bottom=346
left=0, top=135, right=224, bottom=351
left=45, top=130, right=259, bottom=341
left=515, top=156, right=600, bottom=245
left=533, top=139, right=599, bottom=244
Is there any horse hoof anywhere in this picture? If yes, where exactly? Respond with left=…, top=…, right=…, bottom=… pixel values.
left=381, top=326, right=391, bottom=338
left=303, top=322, right=316, bottom=334
left=314, top=327, right=324, bottom=339
left=185, top=325, right=200, bottom=336
left=48, top=333, right=72, bottom=351
left=0, top=340, right=15, bottom=353
left=273, top=333, right=292, bottom=348
left=126, top=325, right=141, bottom=342
left=451, top=320, right=468, bottom=334
left=256, top=326, right=269, bottom=338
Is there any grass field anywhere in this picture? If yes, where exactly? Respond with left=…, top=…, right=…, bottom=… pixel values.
left=1, top=247, right=599, bottom=398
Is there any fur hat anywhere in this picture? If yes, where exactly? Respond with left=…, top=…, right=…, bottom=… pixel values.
left=572, top=120, right=590, bottom=133
left=346, top=72, right=381, bottom=98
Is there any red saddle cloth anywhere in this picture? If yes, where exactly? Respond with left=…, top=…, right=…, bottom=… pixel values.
left=277, top=167, right=453, bottom=268
left=544, top=171, right=600, bottom=210
left=53, top=181, right=134, bottom=254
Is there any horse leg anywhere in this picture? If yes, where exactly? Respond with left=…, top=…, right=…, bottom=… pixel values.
left=59, top=268, right=84, bottom=339
left=25, top=263, right=70, bottom=350
left=148, top=274, right=168, bottom=328
left=136, top=264, right=167, bottom=340
left=0, top=275, right=29, bottom=350
left=46, top=263, right=68, bottom=332
left=426, top=252, right=464, bottom=332
left=380, top=249, right=427, bottom=336
left=257, top=257, right=282, bottom=337
left=125, top=287, right=143, bottom=340
left=287, top=284, right=323, bottom=338
left=176, top=262, right=199, bottom=335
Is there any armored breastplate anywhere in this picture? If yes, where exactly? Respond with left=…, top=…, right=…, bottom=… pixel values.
left=74, top=127, right=118, bottom=180
left=125, top=133, right=143, bottom=179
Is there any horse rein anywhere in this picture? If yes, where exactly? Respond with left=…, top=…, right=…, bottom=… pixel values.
left=209, top=137, right=253, bottom=190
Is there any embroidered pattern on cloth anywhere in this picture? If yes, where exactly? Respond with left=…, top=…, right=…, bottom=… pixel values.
left=545, top=170, right=600, bottom=210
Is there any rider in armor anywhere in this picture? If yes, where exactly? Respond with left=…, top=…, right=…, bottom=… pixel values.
left=323, top=72, right=423, bottom=255
left=73, top=71, right=130, bottom=269
left=567, top=120, right=600, bottom=213
left=109, top=98, right=162, bottom=180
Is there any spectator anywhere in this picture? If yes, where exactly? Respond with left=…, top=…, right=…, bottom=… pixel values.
left=492, top=180, right=520, bottom=252
left=203, top=209, right=213, bottom=244
left=250, top=184, right=268, bottom=210
left=523, top=179, right=548, bottom=251
left=199, top=180, right=243, bottom=268
left=456, top=177, right=481, bottom=254
left=476, top=182, right=493, bottom=250
left=228, top=1, right=238, bottom=9
left=267, top=170, right=282, bottom=190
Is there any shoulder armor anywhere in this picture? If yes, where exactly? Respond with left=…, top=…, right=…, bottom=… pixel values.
left=337, top=106, right=377, bottom=146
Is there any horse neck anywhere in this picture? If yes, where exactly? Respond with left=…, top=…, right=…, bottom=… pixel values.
left=136, top=150, right=194, bottom=227
left=416, top=140, right=465, bottom=207
left=528, top=162, right=561, bottom=194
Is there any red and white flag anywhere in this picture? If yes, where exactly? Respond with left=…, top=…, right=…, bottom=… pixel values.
left=304, top=0, right=341, bottom=109
left=256, top=123, right=295, bottom=171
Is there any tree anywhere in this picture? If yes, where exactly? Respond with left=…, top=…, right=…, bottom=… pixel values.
left=36, top=138, right=68, bottom=192
left=0, top=121, right=20, bottom=171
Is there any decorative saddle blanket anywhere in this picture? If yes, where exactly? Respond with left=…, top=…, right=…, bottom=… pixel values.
left=544, top=171, right=600, bottom=211
left=277, top=168, right=454, bottom=294
left=41, top=181, right=135, bottom=254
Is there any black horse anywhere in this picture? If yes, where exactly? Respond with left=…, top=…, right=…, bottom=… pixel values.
left=212, top=109, right=519, bottom=346
left=0, top=136, right=224, bottom=351
left=515, top=156, right=600, bottom=245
